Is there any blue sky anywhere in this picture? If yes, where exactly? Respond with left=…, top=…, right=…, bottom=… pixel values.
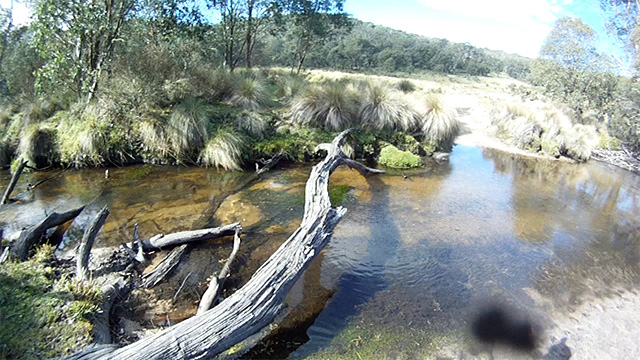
left=344, top=0, right=623, bottom=62
left=1, top=0, right=624, bottom=65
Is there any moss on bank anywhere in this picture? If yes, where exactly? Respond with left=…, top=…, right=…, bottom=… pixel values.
left=377, top=144, right=424, bottom=169
left=0, top=245, right=101, bottom=359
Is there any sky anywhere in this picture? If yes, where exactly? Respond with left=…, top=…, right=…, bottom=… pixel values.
left=344, top=0, right=623, bottom=62
left=0, top=0, right=625, bottom=65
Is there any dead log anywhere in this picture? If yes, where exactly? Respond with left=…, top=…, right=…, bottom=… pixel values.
left=91, top=273, right=133, bottom=344
left=10, top=205, right=86, bottom=261
left=140, top=244, right=188, bottom=289
left=76, top=206, right=110, bottom=281
left=136, top=223, right=240, bottom=251
left=197, top=228, right=242, bottom=314
left=1, top=158, right=28, bottom=204
left=64, top=129, right=383, bottom=360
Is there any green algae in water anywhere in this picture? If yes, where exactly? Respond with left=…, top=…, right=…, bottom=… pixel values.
left=328, top=185, right=352, bottom=206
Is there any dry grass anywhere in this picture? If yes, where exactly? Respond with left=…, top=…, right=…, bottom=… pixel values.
left=167, top=99, right=210, bottom=161
left=199, top=129, right=245, bottom=171
left=290, top=81, right=359, bottom=131
left=228, top=76, right=269, bottom=111
left=17, top=123, right=58, bottom=168
left=359, top=82, right=417, bottom=131
left=420, top=94, right=460, bottom=151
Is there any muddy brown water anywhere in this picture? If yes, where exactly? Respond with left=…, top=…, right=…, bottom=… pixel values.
left=1, top=145, right=639, bottom=358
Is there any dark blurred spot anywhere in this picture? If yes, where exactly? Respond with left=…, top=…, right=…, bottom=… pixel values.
left=471, top=304, right=538, bottom=352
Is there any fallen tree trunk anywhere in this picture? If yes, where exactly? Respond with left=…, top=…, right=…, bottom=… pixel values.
left=64, top=129, right=383, bottom=360
left=10, top=205, right=86, bottom=261
left=197, top=228, right=242, bottom=314
left=1, top=158, right=28, bottom=205
left=140, top=244, right=188, bottom=289
left=77, top=206, right=110, bottom=281
left=138, top=223, right=240, bottom=250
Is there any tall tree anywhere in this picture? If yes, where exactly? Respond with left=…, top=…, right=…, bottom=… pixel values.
left=32, top=0, right=135, bottom=101
left=209, top=0, right=245, bottom=71
left=600, top=0, right=639, bottom=73
left=283, top=0, right=350, bottom=74
left=245, top=0, right=276, bottom=68
left=533, top=17, right=617, bottom=122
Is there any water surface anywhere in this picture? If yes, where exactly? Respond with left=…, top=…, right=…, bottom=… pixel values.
left=1, top=146, right=638, bottom=358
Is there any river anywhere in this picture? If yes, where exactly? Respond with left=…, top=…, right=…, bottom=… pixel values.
left=1, top=144, right=639, bottom=359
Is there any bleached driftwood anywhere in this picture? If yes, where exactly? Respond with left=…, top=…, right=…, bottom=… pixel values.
left=63, top=129, right=383, bottom=360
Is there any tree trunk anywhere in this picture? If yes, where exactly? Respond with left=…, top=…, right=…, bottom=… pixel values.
left=10, top=205, right=86, bottom=261
left=63, top=130, right=383, bottom=360
left=76, top=206, right=110, bottom=281
left=1, top=158, right=28, bottom=205
left=136, top=223, right=240, bottom=250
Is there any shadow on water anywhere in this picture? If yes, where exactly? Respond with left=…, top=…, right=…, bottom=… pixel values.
left=243, top=175, right=403, bottom=359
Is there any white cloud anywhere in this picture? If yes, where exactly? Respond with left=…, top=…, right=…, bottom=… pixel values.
left=0, top=0, right=31, bottom=26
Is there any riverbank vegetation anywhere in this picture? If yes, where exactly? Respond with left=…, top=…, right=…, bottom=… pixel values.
left=0, top=1, right=635, bottom=173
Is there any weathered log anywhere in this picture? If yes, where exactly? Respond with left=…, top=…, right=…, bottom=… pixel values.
left=1, top=158, right=28, bottom=204
left=10, top=205, right=86, bottom=261
left=76, top=206, right=110, bottom=281
left=64, top=129, right=382, bottom=360
left=140, top=244, right=189, bottom=289
left=137, top=223, right=240, bottom=250
left=197, top=228, right=242, bottom=315
left=91, top=273, right=133, bottom=344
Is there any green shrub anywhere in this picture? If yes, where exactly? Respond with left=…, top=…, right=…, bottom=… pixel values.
left=199, top=128, right=245, bottom=171
left=420, top=95, right=460, bottom=152
left=397, top=79, right=416, bottom=93
left=359, top=82, right=416, bottom=131
left=377, top=144, right=423, bottom=169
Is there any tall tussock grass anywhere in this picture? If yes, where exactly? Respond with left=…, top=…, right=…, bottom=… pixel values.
left=228, top=76, right=269, bottom=111
left=199, top=129, right=245, bottom=171
left=492, top=103, right=598, bottom=162
left=167, top=99, right=211, bottom=162
left=56, top=105, right=110, bottom=167
left=18, top=124, right=58, bottom=168
left=397, top=79, right=416, bottom=93
left=236, top=110, right=266, bottom=139
left=290, top=81, right=359, bottom=131
left=360, top=82, right=416, bottom=131
left=420, top=95, right=460, bottom=151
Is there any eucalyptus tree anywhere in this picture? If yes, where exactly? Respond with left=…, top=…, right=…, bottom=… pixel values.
left=600, top=0, right=639, bottom=73
left=31, top=0, right=136, bottom=101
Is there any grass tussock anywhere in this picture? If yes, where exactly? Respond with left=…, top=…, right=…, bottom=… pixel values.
left=199, top=129, right=245, bottom=171
left=360, top=82, right=416, bottom=131
left=492, top=104, right=598, bottom=161
left=397, top=79, right=416, bottom=93
left=136, top=112, right=172, bottom=162
left=168, top=99, right=211, bottom=161
left=236, top=110, right=266, bottom=139
left=0, top=245, right=101, bottom=359
left=275, top=74, right=306, bottom=100
left=290, top=82, right=359, bottom=131
left=228, top=76, right=269, bottom=111
left=17, top=123, right=58, bottom=168
left=56, top=105, right=110, bottom=167
left=420, top=94, right=460, bottom=151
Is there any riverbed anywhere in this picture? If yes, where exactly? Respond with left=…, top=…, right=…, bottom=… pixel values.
left=1, top=145, right=639, bottom=359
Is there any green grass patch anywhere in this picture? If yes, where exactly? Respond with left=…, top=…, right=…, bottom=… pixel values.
left=0, top=245, right=101, bottom=359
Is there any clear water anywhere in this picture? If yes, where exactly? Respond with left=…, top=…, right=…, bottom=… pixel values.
left=1, top=145, right=639, bottom=358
